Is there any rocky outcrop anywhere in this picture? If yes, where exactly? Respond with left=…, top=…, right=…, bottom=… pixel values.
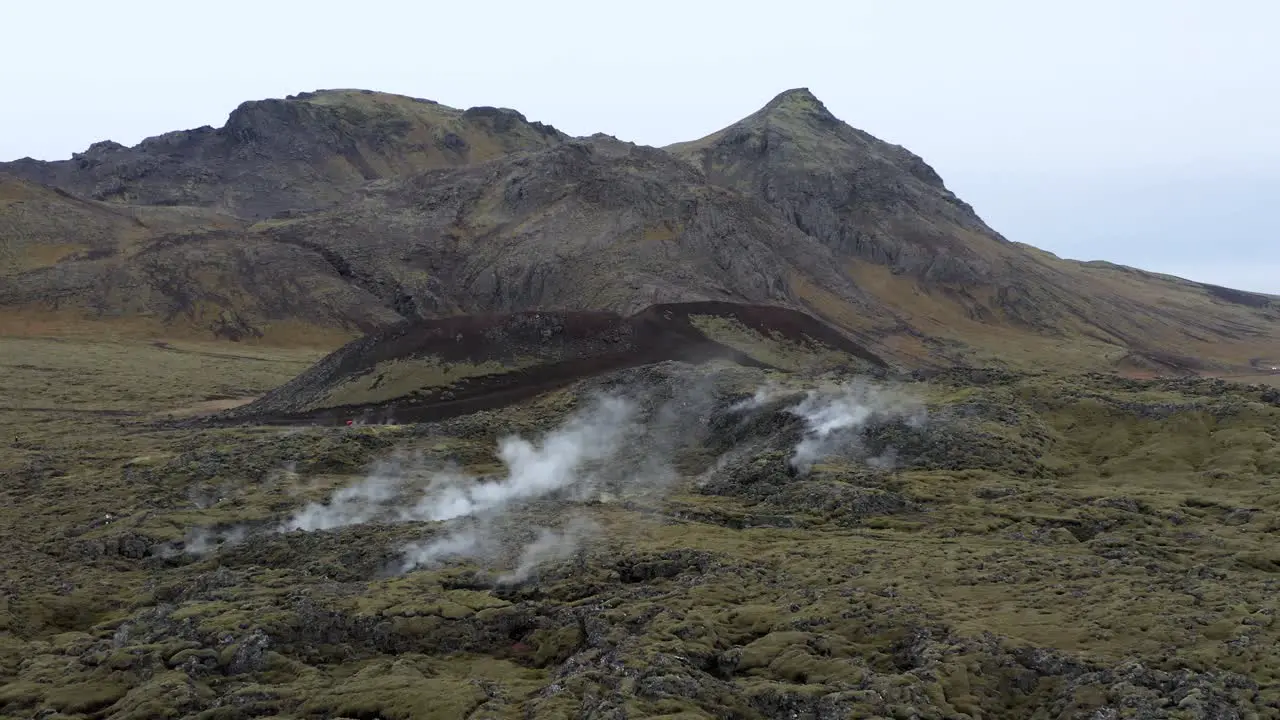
left=667, top=88, right=1001, bottom=285
left=0, top=89, right=566, bottom=218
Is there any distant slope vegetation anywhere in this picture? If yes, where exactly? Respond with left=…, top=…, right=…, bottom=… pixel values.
left=2, top=87, right=1277, bottom=374
left=0, top=173, right=390, bottom=341
left=219, top=302, right=887, bottom=425
left=0, top=174, right=241, bottom=275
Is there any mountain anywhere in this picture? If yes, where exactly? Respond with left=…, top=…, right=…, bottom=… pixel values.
left=668, top=88, right=998, bottom=285
left=2, top=134, right=880, bottom=345
left=2, top=88, right=1277, bottom=375
left=2, top=89, right=565, bottom=218
left=668, top=89, right=1280, bottom=372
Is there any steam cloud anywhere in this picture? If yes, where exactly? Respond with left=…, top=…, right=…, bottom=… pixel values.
left=402, top=395, right=637, bottom=523
left=175, top=369, right=925, bottom=583
left=393, top=395, right=640, bottom=576
left=269, top=393, right=652, bottom=581
left=497, top=516, right=598, bottom=584
left=728, top=380, right=784, bottom=412
left=784, top=380, right=925, bottom=472
left=284, top=469, right=405, bottom=532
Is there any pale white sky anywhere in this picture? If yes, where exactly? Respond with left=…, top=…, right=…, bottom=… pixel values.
left=3, top=0, right=1277, bottom=292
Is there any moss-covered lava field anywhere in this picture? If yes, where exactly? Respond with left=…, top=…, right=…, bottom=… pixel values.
left=2, top=336, right=1279, bottom=719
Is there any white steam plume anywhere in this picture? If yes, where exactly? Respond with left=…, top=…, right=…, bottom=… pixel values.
left=496, top=515, right=597, bottom=584
left=279, top=452, right=439, bottom=532
left=397, top=526, right=491, bottom=571
left=729, top=380, right=784, bottom=412
left=272, top=393, right=646, bottom=580
left=282, top=470, right=404, bottom=532
left=165, top=524, right=248, bottom=558
left=785, top=380, right=925, bottom=472
left=395, top=395, right=638, bottom=574
left=401, top=395, right=637, bottom=523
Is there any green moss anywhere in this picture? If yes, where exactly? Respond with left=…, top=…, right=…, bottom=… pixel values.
left=0, top=680, right=44, bottom=707
left=528, top=625, right=582, bottom=667
left=4, top=340, right=1280, bottom=717
left=738, top=631, right=812, bottom=670
left=12, top=592, right=110, bottom=635
left=299, top=669, right=489, bottom=720
left=1237, top=550, right=1280, bottom=572
left=321, top=356, right=540, bottom=409
left=688, top=315, right=855, bottom=371
left=49, top=681, right=129, bottom=714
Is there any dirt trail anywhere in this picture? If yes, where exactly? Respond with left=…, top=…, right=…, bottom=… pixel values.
left=154, top=396, right=259, bottom=419
left=149, top=341, right=314, bottom=364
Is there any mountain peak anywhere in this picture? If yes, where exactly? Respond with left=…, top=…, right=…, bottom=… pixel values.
left=764, top=87, right=819, bottom=107
left=757, top=87, right=840, bottom=126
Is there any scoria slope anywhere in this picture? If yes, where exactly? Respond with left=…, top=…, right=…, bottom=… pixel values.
left=669, top=88, right=1280, bottom=373
left=217, top=301, right=889, bottom=425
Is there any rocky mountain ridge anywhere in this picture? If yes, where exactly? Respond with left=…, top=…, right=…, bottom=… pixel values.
left=2, top=87, right=1277, bottom=375
left=3, top=89, right=565, bottom=218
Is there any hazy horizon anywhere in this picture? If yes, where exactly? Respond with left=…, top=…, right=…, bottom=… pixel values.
left=4, top=0, right=1276, bottom=293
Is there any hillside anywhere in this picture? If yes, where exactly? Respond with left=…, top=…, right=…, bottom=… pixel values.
left=0, top=172, right=385, bottom=342
left=1, top=135, right=878, bottom=346
left=217, top=301, right=888, bottom=425
left=668, top=89, right=1280, bottom=373
left=2, top=88, right=1277, bottom=376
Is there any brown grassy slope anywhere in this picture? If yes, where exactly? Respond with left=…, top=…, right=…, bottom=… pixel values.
left=0, top=176, right=368, bottom=343
left=0, top=89, right=566, bottom=219
left=0, top=175, right=392, bottom=344
left=667, top=88, right=1280, bottom=374
left=0, top=175, right=241, bottom=276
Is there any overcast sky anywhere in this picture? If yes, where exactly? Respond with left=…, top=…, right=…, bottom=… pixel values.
left=4, top=0, right=1277, bottom=292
